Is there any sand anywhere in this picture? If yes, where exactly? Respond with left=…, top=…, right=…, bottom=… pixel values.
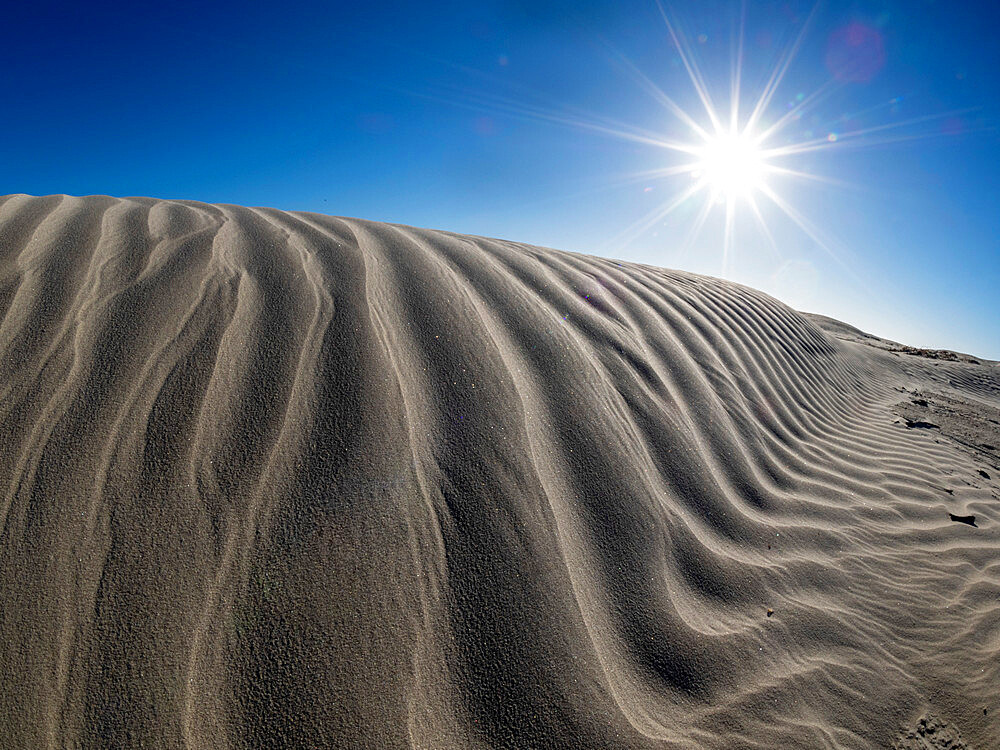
left=0, top=193, right=997, bottom=749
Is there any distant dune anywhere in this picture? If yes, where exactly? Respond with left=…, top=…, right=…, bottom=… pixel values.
left=1, top=194, right=997, bottom=749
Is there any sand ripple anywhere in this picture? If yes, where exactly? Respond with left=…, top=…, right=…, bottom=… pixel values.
left=1, top=194, right=997, bottom=748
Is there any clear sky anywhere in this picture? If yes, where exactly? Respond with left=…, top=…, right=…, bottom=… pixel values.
left=2, top=0, right=997, bottom=358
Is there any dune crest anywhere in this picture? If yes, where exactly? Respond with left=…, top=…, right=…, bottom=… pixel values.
left=1, top=194, right=997, bottom=748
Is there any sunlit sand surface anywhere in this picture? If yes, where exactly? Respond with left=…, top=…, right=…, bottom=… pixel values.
left=0, top=194, right=997, bottom=748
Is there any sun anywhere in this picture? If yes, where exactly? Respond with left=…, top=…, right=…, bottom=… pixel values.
left=693, top=130, right=769, bottom=199
left=446, top=1, right=950, bottom=276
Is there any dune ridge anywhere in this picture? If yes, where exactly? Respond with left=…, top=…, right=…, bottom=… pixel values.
left=0, top=194, right=997, bottom=748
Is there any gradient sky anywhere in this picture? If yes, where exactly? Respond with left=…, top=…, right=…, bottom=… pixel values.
left=2, top=0, right=997, bottom=358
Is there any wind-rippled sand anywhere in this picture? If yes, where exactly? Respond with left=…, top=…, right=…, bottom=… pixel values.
left=1, top=194, right=997, bottom=749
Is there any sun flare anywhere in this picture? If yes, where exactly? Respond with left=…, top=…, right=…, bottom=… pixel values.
left=693, top=131, right=769, bottom=199
left=444, top=1, right=957, bottom=276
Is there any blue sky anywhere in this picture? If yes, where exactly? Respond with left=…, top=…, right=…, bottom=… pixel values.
left=2, top=0, right=997, bottom=358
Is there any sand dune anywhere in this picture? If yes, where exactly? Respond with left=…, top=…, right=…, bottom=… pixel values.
left=0, top=194, right=997, bottom=749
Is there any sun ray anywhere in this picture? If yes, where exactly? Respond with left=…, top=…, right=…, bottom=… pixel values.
left=746, top=194, right=781, bottom=262
left=762, top=108, right=980, bottom=157
left=419, top=83, right=705, bottom=154
left=655, top=0, right=724, bottom=133
left=606, top=178, right=707, bottom=251
left=761, top=184, right=882, bottom=298
left=765, top=165, right=861, bottom=191
left=456, top=87, right=682, bottom=146
left=757, top=183, right=849, bottom=271
left=730, top=0, right=746, bottom=133
left=674, top=190, right=717, bottom=266
left=840, top=95, right=916, bottom=125
left=743, top=3, right=821, bottom=135
left=753, top=77, right=844, bottom=143
left=723, top=195, right=736, bottom=275
left=610, top=164, right=703, bottom=185
left=599, top=39, right=713, bottom=141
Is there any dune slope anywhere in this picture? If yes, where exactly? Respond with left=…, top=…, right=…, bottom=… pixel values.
left=0, top=194, right=998, bottom=749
